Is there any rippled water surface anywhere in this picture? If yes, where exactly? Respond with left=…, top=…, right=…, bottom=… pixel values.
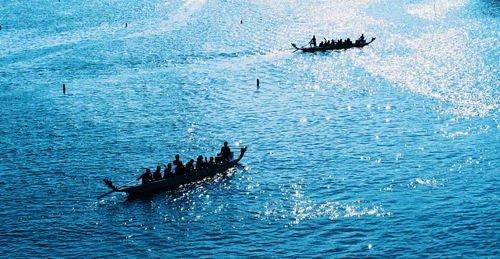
left=0, top=0, right=498, bottom=257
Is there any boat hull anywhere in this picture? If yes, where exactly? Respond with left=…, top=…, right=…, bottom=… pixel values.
left=122, top=160, right=240, bottom=195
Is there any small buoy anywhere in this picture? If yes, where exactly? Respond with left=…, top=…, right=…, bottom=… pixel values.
left=63, top=84, right=66, bottom=94
left=125, top=23, right=128, bottom=28
left=240, top=20, right=243, bottom=24
left=256, top=78, right=260, bottom=90
left=0, top=25, right=2, bottom=30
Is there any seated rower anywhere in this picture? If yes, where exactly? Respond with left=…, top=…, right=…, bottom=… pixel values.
left=137, top=169, right=153, bottom=185
left=220, top=142, right=231, bottom=161
left=345, top=38, right=352, bottom=46
left=359, top=33, right=365, bottom=43
left=173, top=154, right=185, bottom=175
left=208, top=157, right=216, bottom=168
left=163, top=163, right=173, bottom=178
left=196, top=155, right=204, bottom=170
left=153, top=166, right=162, bottom=181
left=185, top=159, right=195, bottom=173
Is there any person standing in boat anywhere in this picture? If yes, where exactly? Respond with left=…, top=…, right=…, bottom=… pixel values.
left=164, top=163, right=173, bottom=178
left=173, top=154, right=185, bottom=175
left=153, top=166, right=162, bottom=181
left=137, top=169, right=153, bottom=185
left=220, top=141, right=231, bottom=161
left=309, top=35, right=317, bottom=47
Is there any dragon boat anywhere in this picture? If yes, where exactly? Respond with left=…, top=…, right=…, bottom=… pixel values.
left=291, top=37, right=375, bottom=52
left=100, top=147, right=247, bottom=198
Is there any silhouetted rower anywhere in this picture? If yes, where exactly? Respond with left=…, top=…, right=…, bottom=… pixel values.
left=196, top=155, right=204, bottom=170
left=173, top=154, right=185, bottom=175
left=208, top=157, right=215, bottom=167
left=164, top=163, right=173, bottom=178
left=153, top=166, right=162, bottom=181
left=137, top=169, right=152, bottom=184
left=186, top=159, right=195, bottom=172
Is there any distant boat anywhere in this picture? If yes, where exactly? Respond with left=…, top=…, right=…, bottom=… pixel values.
left=101, top=147, right=247, bottom=197
left=291, top=37, right=375, bottom=52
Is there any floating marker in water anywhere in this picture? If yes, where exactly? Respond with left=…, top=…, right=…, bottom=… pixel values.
left=125, top=23, right=127, bottom=28
left=256, top=78, right=260, bottom=89
left=240, top=20, right=243, bottom=24
left=63, top=84, right=66, bottom=94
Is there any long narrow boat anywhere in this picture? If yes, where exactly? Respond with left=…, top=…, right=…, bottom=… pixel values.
left=102, top=147, right=247, bottom=197
left=291, top=37, right=375, bottom=52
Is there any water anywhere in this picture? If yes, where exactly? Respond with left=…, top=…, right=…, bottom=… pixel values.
left=0, top=0, right=498, bottom=257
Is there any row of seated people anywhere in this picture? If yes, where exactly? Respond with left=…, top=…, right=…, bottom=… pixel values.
left=312, top=34, right=366, bottom=48
left=137, top=142, right=232, bottom=185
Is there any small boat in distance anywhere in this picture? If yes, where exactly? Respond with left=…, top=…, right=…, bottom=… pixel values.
left=101, top=147, right=247, bottom=197
left=292, top=37, right=375, bottom=52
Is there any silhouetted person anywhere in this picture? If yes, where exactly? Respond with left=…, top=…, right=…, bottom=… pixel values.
left=360, top=33, right=365, bottom=43
left=309, top=35, right=317, bottom=47
left=137, top=169, right=152, bottom=184
left=345, top=38, right=352, bottom=46
left=186, top=159, right=195, bottom=172
left=164, top=163, right=173, bottom=178
left=153, top=166, right=162, bottom=181
left=208, top=157, right=216, bottom=167
left=173, top=154, right=185, bottom=175
left=63, top=84, right=66, bottom=94
left=220, top=142, right=231, bottom=161
left=196, top=155, right=204, bottom=170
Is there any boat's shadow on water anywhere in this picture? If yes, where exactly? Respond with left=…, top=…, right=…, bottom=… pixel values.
left=123, top=165, right=243, bottom=203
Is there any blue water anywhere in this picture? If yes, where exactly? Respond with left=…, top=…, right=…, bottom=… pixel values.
left=0, top=0, right=498, bottom=257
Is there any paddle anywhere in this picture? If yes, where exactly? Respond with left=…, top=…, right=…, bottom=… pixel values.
left=97, top=178, right=139, bottom=200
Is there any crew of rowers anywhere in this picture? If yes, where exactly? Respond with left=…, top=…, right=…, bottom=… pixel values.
left=309, top=34, right=366, bottom=48
left=137, top=142, right=232, bottom=185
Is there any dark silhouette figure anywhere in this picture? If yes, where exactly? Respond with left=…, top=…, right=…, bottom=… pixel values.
left=173, top=154, right=185, bottom=175
left=137, top=169, right=152, bottom=185
left=125, top=23, right=128, bottom=28
left=240, top=20, right=243, bottom=24
left=186, top=159, right=195, bottom=173
left=309, top=35, right=317, bottom=47
left=220, top=142, right=231, bottom=161
left=164, top=163, right=173, bottom=178
left=208, top=157, right=216, bottom=168
left=153, top=166, right=162, bottom=181
left=63, top=84, right=66, bottom=94
left=256, top=78, right=260, bottom=90
left=196, top=155, right=204, bottom=170
left=345, top=38, right=352, bottom=46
